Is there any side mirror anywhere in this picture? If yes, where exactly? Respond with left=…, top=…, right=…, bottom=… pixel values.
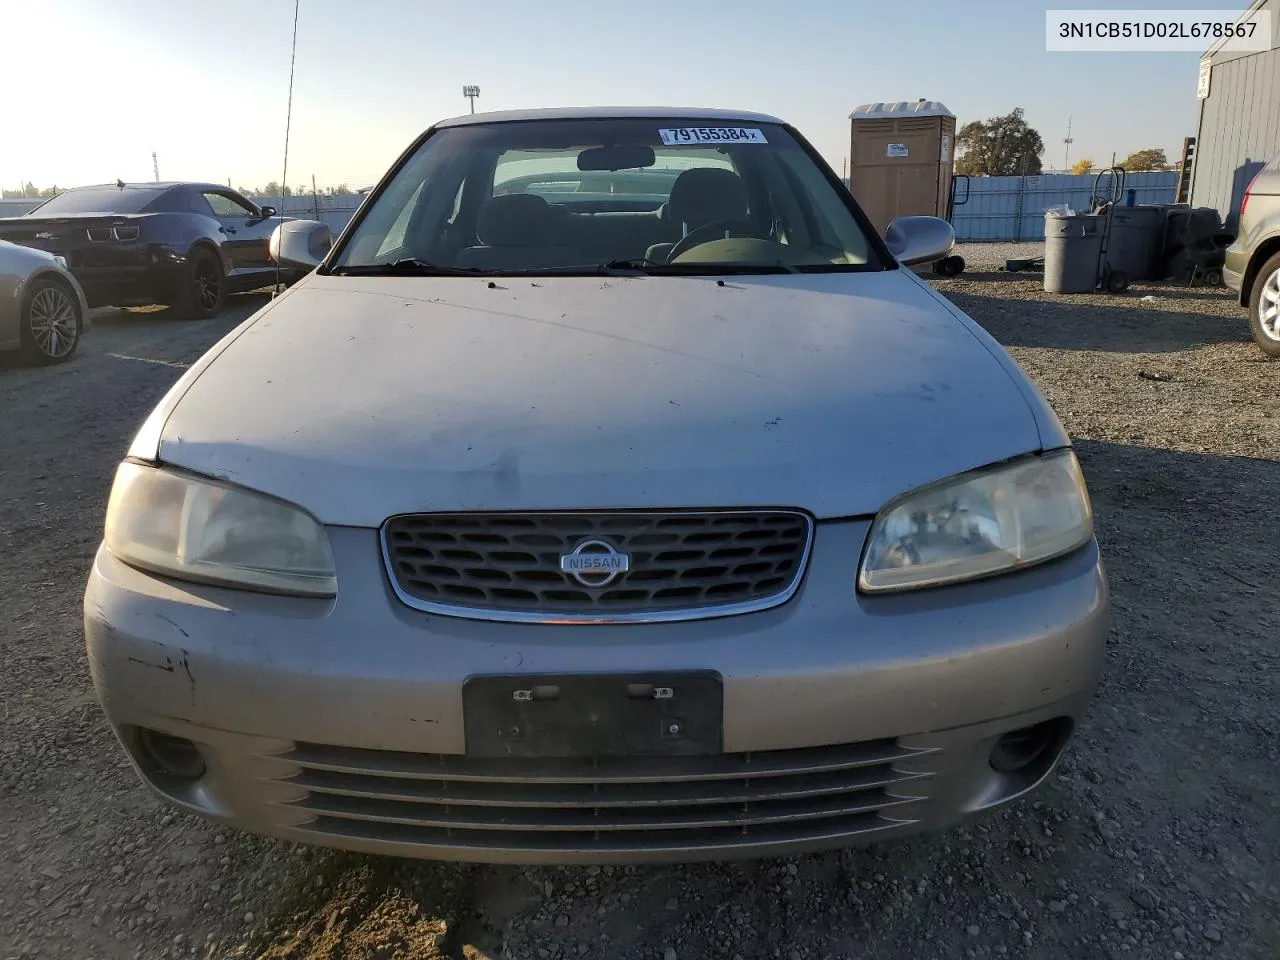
left=258, top=205, right=278, bottom=219
left=269, top=219, right=331, bottom=271
left=884, top=216, right=955, bottom=266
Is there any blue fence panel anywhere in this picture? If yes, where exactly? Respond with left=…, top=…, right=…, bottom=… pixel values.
left=952, top=172, right=1178, bottom=241
left=245, top=194, right=363, bottom=237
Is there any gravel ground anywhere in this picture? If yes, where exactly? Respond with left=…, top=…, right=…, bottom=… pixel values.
left=2, top=253, right=1277, bottom=960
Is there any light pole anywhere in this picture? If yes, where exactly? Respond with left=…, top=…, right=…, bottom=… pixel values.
left=462, top=85, right=480, bottom=114
left=1062, top=115, right=1073, bottom=173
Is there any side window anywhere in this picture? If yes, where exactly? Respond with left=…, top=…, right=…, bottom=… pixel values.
left=450, top=179, right=464, bottom=221
left=187, top=192, right=215, bottom=217
left=142, top=189, right=191, bottom=214
left=375, top=180, right=426, bottom=258
left=203, top=191, right=257, bottom=217
left=774, top=151, right=869, bottom=263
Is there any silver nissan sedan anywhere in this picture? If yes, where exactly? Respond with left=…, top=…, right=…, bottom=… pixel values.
left=84, top=108, right=1108, bottom=865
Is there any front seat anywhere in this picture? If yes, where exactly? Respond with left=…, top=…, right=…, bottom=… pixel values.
left=455, top=194, right=581, bottom=270
left=645, top=168, right=750, bottom=263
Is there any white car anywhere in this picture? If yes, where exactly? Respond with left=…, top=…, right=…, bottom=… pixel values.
left=0, top=239, right=89, bottom=364
left=85, top=108, right=1107, bottom=865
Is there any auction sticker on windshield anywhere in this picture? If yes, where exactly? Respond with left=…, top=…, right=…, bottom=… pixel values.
left=659, top=127, right=768, bottom=145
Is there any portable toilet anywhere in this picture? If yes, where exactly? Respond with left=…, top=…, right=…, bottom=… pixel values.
left=848, top=100, right=957, bottom=236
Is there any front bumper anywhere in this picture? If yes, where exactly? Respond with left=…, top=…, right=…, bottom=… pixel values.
left=84, top=522, right=1109, bottom=864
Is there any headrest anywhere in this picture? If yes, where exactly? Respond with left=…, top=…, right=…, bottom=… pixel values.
left=477, top=194, right=558, bottom=247
left=667, top=168, right=749, bottom=229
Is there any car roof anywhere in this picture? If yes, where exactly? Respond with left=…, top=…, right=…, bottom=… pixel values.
left=434, top=106, right=786, bottom=129
left=61, top=182, right=234, bottom=193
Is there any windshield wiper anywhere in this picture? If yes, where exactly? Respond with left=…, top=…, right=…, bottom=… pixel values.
left=330, top=258, right=494, bottom=277
left=600, top=257, right=667, bottom=272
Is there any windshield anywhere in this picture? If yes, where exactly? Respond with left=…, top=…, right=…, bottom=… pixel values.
left=28, top=187, right=166, bottom=216
left=331, top=118, right=882, bottom=275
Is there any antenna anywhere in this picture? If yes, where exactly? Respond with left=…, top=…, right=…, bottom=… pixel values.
left=1063, top=116, right=1074, bottom=172
left=152, top=151, right=159, bottom=182
left=274, top=0, right=300, bottom=298
left=463, top=85, right=480, bottom=114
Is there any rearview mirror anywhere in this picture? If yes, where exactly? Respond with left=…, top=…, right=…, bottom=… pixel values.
left=269, top=219, right=331, bottom=271
left=258, top=205, right=277, bottom=219
left=577, top=144, right=656, bottom=171
left=884, top=216, right=954, bottom=266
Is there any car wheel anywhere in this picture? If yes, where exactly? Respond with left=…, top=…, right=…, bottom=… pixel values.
left=1247, top=252, right=1280, bottom=359
left=176, top=248, right=225, bottom=320
left=19, top=277, right=81, bottom=365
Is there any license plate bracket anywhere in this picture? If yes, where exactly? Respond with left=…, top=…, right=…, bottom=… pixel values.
left=462, top=671, right=723, bottom=759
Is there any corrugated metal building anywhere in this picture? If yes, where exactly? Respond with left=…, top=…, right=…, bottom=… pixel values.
left=1189, top=0, right=1280, bottom=228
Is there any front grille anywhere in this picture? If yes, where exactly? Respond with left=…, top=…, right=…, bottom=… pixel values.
left=276, top=739, right=935, bottom=854
left=382, top=510, right=813, bottom=622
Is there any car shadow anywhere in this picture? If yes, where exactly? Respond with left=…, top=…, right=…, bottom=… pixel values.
left=927, top=268, right=1033, bottom=285
left=942, top=282, right=1250, bottom=353
left=90, top=292, right=273, bottom=329
left=936, top=269, right=1236, bottom=299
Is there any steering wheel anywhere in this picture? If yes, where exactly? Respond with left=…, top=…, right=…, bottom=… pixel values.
left=666, top=219, right=766, bottom=262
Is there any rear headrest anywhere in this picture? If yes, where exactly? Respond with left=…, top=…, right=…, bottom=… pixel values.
left=477, top=194, right=558, bottom=247
left=668, top=168, right=749, bottom=229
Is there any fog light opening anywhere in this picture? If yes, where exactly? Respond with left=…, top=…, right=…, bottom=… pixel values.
left=989, top=718, right=1071, bottom=775
left=137, top=728, right=207, bottom=780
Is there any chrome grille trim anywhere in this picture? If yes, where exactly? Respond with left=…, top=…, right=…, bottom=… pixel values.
left=273, top=739, right=937, bottom=853
left=283, top=739, right=935, bottom=783
left=379, top=509, right=815, bottom=624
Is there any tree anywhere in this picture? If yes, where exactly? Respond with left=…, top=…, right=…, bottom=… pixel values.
left=2, top=183, right=63, bottom=199
left=1120, top=148, right=1169, bottom=172
left=1071, top=158, right=1095, bottom=175
left=954, top=108, right=1044, bottom=176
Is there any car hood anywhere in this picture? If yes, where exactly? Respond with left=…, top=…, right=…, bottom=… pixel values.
left=158, top=271, right=1042, bottom=525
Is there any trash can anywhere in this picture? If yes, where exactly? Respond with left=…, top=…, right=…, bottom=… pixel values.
left=1105, top=205, right=1166, bottom=282
left=1044, top=211, right=1102, bottom=293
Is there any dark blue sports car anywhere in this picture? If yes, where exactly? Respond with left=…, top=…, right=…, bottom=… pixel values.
left=0, top=182, right=305, bottom=318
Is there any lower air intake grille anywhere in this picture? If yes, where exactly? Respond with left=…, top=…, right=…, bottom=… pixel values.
left=277, top=739, right=935, bottom=855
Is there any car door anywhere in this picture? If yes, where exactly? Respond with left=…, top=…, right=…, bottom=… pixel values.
left=200, top=190, right=272, bottom=273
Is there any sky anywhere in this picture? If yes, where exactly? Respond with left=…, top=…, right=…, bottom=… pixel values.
left=3, top=0, right=1230, bottom=192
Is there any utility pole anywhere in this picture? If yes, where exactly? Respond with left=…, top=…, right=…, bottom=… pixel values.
left=463, top=85, right=480, bottom=114
left=1062, top=116, right=1073, bottom=172
left=152, top=151, right=159, bottom=182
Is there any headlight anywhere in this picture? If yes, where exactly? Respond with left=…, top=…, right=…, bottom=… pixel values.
left=104, top=461, right=337, bottom=597
left=858, top=450, right=1092, bottom=593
